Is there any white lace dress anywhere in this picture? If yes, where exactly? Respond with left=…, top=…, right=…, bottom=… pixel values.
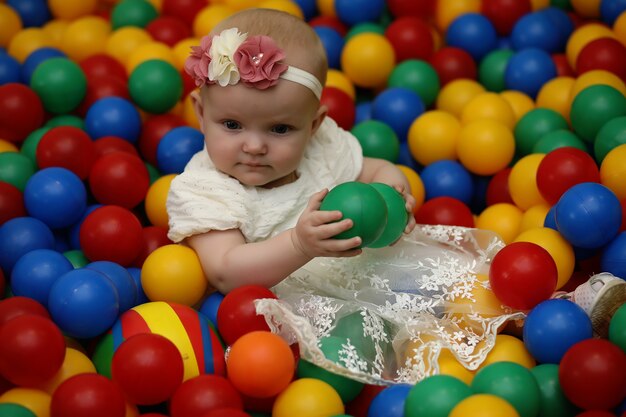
left=167, top=118, right=522, bottom=385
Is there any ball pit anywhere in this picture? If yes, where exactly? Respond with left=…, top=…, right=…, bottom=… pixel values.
left=1, top=1, right=626, bottom=416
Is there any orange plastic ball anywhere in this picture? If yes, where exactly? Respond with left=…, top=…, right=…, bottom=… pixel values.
left=317, top=0, right=336, bottom=17
left=227, top=331, right=295, bottom=398
left=570, top=0, right=601, bottom=18
left=145, top=174, right=176, bottom=229
left=408, top=110, right=460, bottom=166
left=476, top=203, right=523, bottom=244
left=456, top=120, right=515, bottom=175
left=0, top=4, right=22, bottom=48
left=614, top=11, right=626, bottom=46
left=341, top=33, right=395, bottom=88
left=0, top=139, right=19, bottom=153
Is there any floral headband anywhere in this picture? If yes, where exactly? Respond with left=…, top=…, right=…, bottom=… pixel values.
left=185, top=28, right=323, bottom=100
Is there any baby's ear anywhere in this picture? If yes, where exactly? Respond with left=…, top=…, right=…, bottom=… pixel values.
left=311, top=104, right=328, bottom=136
left=190, top=89, right=205, bottom=133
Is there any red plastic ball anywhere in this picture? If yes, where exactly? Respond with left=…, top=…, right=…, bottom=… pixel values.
left=181, top=69, right=196, bottom=97
left=345, top=384, right=386, bottom=417
left=89, top=151, right=150, bottom=209
left=51, top=373, right=127, bottom=417
left=139, top=113, right=186, bottom=166
left=216, top=285, right=277, bottom=346
left=486, top=168, right=514, bottom=206
left=132, top=225, right=172, bottom=267
left=0, top=83, right=45, bottom=144
left=536, top=147, right=601, bottom=205
left=576, top=37, right=626, bottom=82
left=76, top=75, right=130, bottom=116
left=552, top=53, right=576, bottom=77
left=94, top=136, right=140, bottom=158
left=481, top=0, right=532, bottom=36
left=428, top=47, right=477, bottom=86
left=386, top=0, right=436, bottom=19
left=0, top=314, right=66, bottom=386
left=36, top=126, right=98, bottom=180
left=384, top=17, right=435, bottom=62
left=559, top=339, right=626, bottom=411
left=161, top=0, right=205, bottom=26
left=620, top=198, right=626, bottom=232
left=112, top=333, right=184, bottom=405
left=79, top=205, right=143, bottom=266
left=146, top=16, right=192, bottom=47
left=203, top=409, right=251, bottom=417
left=79, top=54, right=128, bottom=82
left=0, top=270, right=4, bottom=301
left=308, top=16, right=349, bottom=37
left=169, top=375, right=244, bottom=417
left=576, top=411, right=618, bottom=417
left=321, top=87, right=355, bottom=130
left=414, top=196, right=475, bottom=228
left=0, top=182, right=26, bottom=226
left=0, top=296, right=50, bottom=327
left=489, top=241, right=558, bottom=310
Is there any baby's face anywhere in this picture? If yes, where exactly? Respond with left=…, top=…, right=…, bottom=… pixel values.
left=197, top=79, right=324, bottom=188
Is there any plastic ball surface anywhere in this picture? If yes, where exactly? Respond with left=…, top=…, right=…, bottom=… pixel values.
left=169, top=374, right=244, bottom=417
left=504, top=47, right=557, bottom=99
left=29, top=57, right=87, bottom=114
left=368, top=183, right=407, bottom=248
left=156, top=126, right=205, bottom=174
left=85, top=97, right=142, bottom=143
left=129, top=59, right=183, bottom=114
left=50, top=373, right=126, bottom=417
left=89, top=152, right=150, bottom=209
left=272, top=378, right=345, bottom=417
left=570, top=84, right=626, bottom=142
left=449, top=393, right=521, bottom=417
left=351, top=120, right=400, bottom=163
left=0, top=216, right=55, bottom=273
left=341, top=33, right=396, bottom=88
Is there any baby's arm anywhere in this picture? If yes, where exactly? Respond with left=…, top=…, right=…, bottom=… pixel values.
left=187, top=189, right=361, bottom=293
left=358, top=157, right=417, bottom=233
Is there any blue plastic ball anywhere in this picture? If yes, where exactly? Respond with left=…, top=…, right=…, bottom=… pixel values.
left=510, top=11, right=562, bottom=53
left=0, top=52, right=22, bottom=84
left=504, top=47, right=557, bottom=98
left=355, top=101, right=373, bottom=124
left=48, top=268, right=120, bottom=339
left=23, top=167, right=87, bottom=229
left=127, top=267, right=150, bottom=305
left=0, top=216, right=55, bottom=273
left=397, top=141, right=421, bottom=172
left=445, top=13, right=499, bottom=62
left=601, top=232, right=626, bottom=280
left=555, top=182, right=622, bottom=249
left=313, top=26, right=345, bottom=69
left=420, top=160, right=475, bottom=204
left=6, top=0, right=51, bottom=27
left=85, top=261, right=138, bottom=313
left=156, top=126, right=204, bottom=174
left=335, top=0, right=386, bottom=26
left=21, top=47, right=67, bottom=84
left=10, top=248, right=73, bottom=307
left=367, top=384, right=412, bottom=417
left=541, top=7, right=574, bottom=51
left=544, top=205, right=598, bottom=261
left=200, top=291, right=225, bottom=326
left=523, top=299, right=593, bottom=364
left=600, top=0, right=626, bottom=25
left=292, top=0, right=318, bottom=20
left=372, top=87, right=425, bottom=142
left=85, top=97, right=142, bottom=143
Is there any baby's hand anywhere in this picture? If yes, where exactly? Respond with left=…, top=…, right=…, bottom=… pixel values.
left=291, top=189, right=363, bottom=259
left=391, top=184, right=417, bottom=234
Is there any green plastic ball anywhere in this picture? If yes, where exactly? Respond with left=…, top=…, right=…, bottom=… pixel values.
left=30, top=57, right=87, bottom=115
left=368, top=183, right=407, bottom=248
left=530, top=363, right=580, bottom=417
left=351, top=120, right=400, bottom=163
left=91, top=331, right=114, bottom=378
left=404, top=374, right=473, bottom=417
left=388, top=59, right=440, bottom=107
left=345, top=22, right=386, bottom=41
left=20, top=127, right=50, bottom=163
left=479, top=49, right=514, bottom=92
left=111, top=0, right=158, bottom=29
left=532, top=129, right=588, bottom=154
left=45, top=114, right=85, bottom=130
left=0, top=403, right=37, bottom=417
left=570, top=84, right=626, bottom=142
left=129, top=59, right=183, bottom=114
left=609, top=303, right=626, bottom=353
left=471, top=361, right=541, bottom=417
left=513, top=108, right=569, bottom=156
left=0, top=152, right=36, bottom=191
left=594, top=115, right=626, bottom=165
left=63, top=249, right=89, bottom=268
left=296, top=336, right=365, bottom=403
left=320, top=181, right=387, bottom=247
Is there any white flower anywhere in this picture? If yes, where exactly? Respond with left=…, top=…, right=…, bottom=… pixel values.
left=208, top=28, right=247, bottom=87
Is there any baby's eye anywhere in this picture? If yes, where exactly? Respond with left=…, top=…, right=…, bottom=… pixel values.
left=223, top=120, right=241, bottom=130
left=271, top=124, right=291, bottom=134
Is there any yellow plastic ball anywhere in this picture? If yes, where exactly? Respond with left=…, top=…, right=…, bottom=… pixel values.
left=258, top=0, right=304, bottom=18
left=223, top=0, right=261, bottom=10
left=147, top=0, right=162, bottom=12
left=0, top=4, right=22, bottom=49
left=571, top=0, right=601, bottom=18
left=600, top=143, right=626, bottom=201
left=450, top=394, right=521, bottom=417
left=476, top=203, right=523, bottom=245
left=173, top=37, right=201, bottom=71
left=35, top=348, right=97, bottom=394
left=42, top=20, right=70, bottom=49
left=141, top=244, right=208, bottom=306
left=145, top=174, right=177, bottom=229
left=570, top=69, right=626, bottom=100
left=126, top=41, right=177, bottom=74
left=514, top=227, right=575, bottom=290
left=530, top=0, right=550, bottom=10
left=438, top=350, right=476, bottom=385
left=508, top=154, right=548, bottom=211
left=106, top=26, right=153, bottom=67
left=448, top=273, right=509, bottom=330
left=566, top=23, right=615, bottom=68
left=479, top=334, right=536, bottom=370
left=536, top=76, right=575, bottom=121
left=60, top=16, right=111, bottom=62
left=48, top=0, right=98, bottom=19
left=193, top=4, right=236, bottom=38
left=518, top=203, right=551, bottom=234
left=325, top=69, right=356, bottom=99
left=0, top=388, right=51, bottom=417
left=457, top=120, right=515, bottom=176
left=436, top=79, right=486, bottom=118
left=273, top=378, right=345, bottom=417
left=398, top=164, right=425, bottom=212
left=341, top=33, right=396, bottom=88
left=408, top=110, right=460, bottom=166
left=8, top=28, right=54, bottom=62
left=499, top=90, right=535, bottom=122
left=317, top=0, right=336, bottom=17
left=435, top=0, right=481, bottom=32
left=0, top=140, right=19, bottom=153
left=461, top=92, right=516, bottom=130
left=183, top=93, right=201, bottom=129
left=614, top=11, right=626, bottom=47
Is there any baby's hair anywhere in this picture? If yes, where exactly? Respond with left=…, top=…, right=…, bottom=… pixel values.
left=210, top=8, right=328, bottom=86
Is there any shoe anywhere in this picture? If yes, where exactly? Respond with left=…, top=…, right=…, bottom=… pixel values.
left=571, top=272, right=626, bottom=338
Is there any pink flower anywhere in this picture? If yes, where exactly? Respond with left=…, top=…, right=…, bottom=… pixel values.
left=184, top=35, right=214, bottom=87
left=234, top=35, right=288, bottom=89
